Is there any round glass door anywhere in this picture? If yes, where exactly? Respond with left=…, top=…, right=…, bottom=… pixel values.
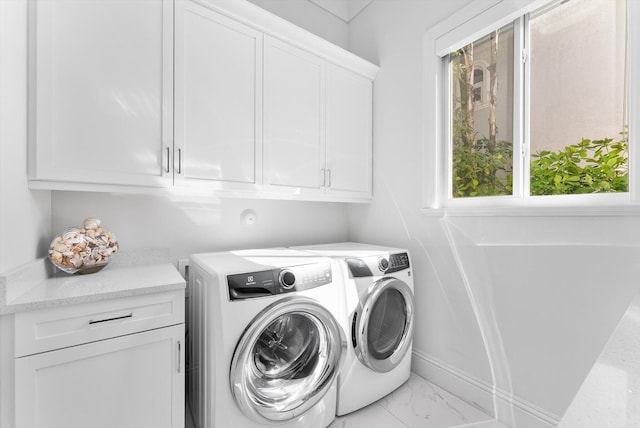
left=230, top=297, right=345, bottom=423
left=355, top=278, right=414, bottom=373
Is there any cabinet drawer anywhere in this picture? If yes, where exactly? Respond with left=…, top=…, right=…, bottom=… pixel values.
left=15, top=290, right=185, bottom=358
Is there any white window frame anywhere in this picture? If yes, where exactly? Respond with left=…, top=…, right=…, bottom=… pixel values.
left=422, top=0, right=640, bottom=213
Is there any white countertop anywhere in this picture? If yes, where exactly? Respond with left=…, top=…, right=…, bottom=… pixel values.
left=0, top=250, right=185, bottom=314
left=558, top=293, right=640, bottom=427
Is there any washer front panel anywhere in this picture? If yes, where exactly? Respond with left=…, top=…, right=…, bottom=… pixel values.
left=230, top=297, right=345, bottom=423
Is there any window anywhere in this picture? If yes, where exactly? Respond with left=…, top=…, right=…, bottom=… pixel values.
left=473, top=67, right=485, bottom=103
left=423, top=0, right=639, bottom=209
left=528, top=0, right=628, bottom=197
left=451, top=24, right=514, bottom=198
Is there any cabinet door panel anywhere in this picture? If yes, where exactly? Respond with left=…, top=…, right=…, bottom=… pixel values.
left=264, top=36, right=325, bottom=191
left=15, top=325, right=184, bottom=428
left=326, top=65, right=373, bottom=199
left=32, top=0, right=173, bottom=187
left=174, top=2, right=262, bottom=190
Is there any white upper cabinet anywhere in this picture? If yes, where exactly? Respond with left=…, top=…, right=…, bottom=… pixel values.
left=263, top=37, right=374, bottom=200
left=29, top=0, right=173, bottom=188
left=263, top=36, right=326, bottom=194
left=325, top=63, right=373, bottom=199
left=27, top=0, right=378, bottom=201
left=174, top=1, right=262, bottom=192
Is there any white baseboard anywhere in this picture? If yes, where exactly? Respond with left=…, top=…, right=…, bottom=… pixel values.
left=412, top=350, right=561, bottom=428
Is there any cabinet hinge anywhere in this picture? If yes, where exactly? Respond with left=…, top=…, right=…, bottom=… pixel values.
left=521, top=48, right=528, bottom=64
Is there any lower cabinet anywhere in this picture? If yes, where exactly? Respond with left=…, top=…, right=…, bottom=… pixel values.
left=15, top=324, right=184, bottom=428
left=13, top=290, right=185, bottom=428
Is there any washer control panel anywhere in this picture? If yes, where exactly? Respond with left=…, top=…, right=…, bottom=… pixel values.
left=227, top=262, right=332, bottom=300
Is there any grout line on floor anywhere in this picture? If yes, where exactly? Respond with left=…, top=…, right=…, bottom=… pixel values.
left=376, top=401, right=412, bottom=428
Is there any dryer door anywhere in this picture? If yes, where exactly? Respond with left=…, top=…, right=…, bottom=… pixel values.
left=230, top=297, right=345, bottom=424
left=354, top=278, right=414, bottom=373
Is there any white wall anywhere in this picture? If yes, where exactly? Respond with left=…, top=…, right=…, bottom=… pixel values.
left=51, top=192, right=349, bottom=262
left=348, top=0, right=640, bottom=425
left=0, top=0, right=50, bottom=274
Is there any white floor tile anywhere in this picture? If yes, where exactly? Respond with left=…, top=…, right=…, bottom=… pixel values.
left=450, top=420, right=510, bottom=428
left=185, top=372, right=494, bottom=428
left=376, top=373, right=492, bottom=428
left=328, top=402, right=409, bottom=428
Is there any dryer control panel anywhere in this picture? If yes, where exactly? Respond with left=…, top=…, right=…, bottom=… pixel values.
left=346, top=252, right=410, bottom=277
left=227, top=262, right=332, bottom=300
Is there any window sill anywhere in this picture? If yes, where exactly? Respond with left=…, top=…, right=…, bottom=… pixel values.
left=421, top=204, right=640, bottom=218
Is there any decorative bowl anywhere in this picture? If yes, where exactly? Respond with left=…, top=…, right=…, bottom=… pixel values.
left=48, top=217, right=118, bottom=275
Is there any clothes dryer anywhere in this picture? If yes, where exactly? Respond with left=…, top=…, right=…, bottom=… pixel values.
left=186, top=249, right=346, bottom=428
left=295, top=242, right=414, bottom=416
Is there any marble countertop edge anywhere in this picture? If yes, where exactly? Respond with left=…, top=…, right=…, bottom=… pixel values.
left=0, top=249, right=185, bottom=315
left=1, top=282, right=185, bottom=315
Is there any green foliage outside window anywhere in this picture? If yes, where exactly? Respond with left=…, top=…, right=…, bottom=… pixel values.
left=452, top=131, right=628, bottom=197
left=530, top=131, right=628, bottom=195
left=452, top=138, right=513, bottom=197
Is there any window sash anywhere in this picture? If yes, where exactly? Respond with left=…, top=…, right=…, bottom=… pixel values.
left=426, top=0, right=637, bottom=209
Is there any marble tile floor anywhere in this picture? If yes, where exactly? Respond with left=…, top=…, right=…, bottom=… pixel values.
left=186, top=373, right=499, bottom=428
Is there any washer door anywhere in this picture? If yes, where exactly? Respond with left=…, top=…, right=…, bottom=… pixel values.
left=354, top=278, right=414, bottom=373
left=230, top=297, right=345, bottom=424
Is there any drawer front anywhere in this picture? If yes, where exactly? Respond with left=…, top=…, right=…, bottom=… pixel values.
left=15, top=290, right=185, bottom=357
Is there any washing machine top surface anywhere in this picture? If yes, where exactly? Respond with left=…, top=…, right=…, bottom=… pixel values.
left=192, top=247, right=326, bottom=273
left=294, top=242, right=406, bottom=258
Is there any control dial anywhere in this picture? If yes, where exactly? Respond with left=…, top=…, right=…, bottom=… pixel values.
left=378, top=257, right=389, bottom=273
left=279, top=270, right=296, bottom=289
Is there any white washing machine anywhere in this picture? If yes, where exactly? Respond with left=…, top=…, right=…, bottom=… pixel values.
left=186, top=248, right=346, bottom=428
left=295, top=242, right=414, bottom=416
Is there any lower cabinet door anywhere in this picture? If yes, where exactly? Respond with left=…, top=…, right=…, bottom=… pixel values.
left=15, top=324, right=185, bottom=428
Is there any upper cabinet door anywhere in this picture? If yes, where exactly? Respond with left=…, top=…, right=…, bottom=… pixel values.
left=263, top=36, right=326, bottom=194
left=325, top=64, right=373, bottom=199
left=174, top=1, right=262, bottom=192
left=30, top=0, right=173, bottom=188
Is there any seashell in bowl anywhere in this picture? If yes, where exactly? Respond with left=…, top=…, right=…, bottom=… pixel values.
left=48, top=217, right=118, bottom=275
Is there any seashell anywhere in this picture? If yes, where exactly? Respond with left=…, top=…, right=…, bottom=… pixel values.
left=85, top=229, right=96, bottom=239
left=62, top=251, right=74, bottom=257
left=83, top=217, right=101, bottom=230
left=62, top=228, right=81, bottom=241
left=53, top=243, right=68, bottom=253
left=51, top=251, right=63, bottom=264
